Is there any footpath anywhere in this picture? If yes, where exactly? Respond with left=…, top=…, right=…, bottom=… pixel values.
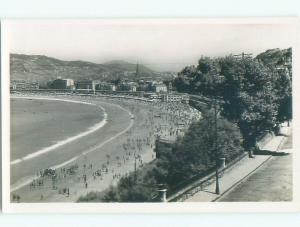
left=182, top=122, right=292, bottom=202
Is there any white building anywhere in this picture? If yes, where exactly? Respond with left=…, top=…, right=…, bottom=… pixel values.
left=153, top=83, right=168, bottom=93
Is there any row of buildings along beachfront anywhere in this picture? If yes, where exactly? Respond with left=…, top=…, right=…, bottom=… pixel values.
left=10, top=78, right=190, bottom=103
left=11, top=78, right=169, bottom=93
left=47, top=78, right=170, bottom=93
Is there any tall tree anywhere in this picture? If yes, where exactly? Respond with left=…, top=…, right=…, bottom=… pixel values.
left=220, top=57, right=278, bottom=148
left=165, top=111, right=243, bottom=184
left=174, top=50, right=291, bottom=149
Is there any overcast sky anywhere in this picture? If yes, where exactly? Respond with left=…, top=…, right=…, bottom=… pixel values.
left=5, top=20, right=296, bottom=71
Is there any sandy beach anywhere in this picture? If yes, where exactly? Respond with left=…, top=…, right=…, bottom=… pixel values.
left=10, top=94, right=201, bottom=202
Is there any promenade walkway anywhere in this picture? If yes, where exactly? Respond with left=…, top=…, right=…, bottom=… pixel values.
left=185, top=123, right=292, bottom=202
left=218, top=154, right=292, bottom=201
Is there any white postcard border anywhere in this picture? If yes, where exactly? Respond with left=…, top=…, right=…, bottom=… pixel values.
left=2, top=18, right=300, bottom=213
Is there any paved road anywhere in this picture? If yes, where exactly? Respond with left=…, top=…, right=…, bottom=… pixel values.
left=184, top=123, right=292, bottom=202
left=219, top=133, right=293, bottom=202
left=218, top=154, right=292, bottom=201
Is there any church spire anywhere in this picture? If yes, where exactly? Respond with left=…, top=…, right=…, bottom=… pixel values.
left=136, top=62, right=139, bottom=79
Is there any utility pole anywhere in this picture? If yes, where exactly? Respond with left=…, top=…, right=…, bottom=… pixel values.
left=214, top=97, right=220, bottom=195
left=134, top=154, right=137, bottom=183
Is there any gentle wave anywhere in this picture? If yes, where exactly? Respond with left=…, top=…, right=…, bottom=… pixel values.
left=10, top=96, right=107, bottom=165
left=10, top=97, right=134, bottom=192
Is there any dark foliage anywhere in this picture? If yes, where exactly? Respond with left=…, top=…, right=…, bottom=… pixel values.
left=174, top=48, right=292, bottom=148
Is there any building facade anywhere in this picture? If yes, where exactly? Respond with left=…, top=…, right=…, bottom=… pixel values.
left=10, top=80, right=39, bottom=90
left=75, top=80, right=96, bottom=91
left=119, top=82, right=137, bottom=92
left=50, top=79, right=74, bottom=90
left=95, top=82, right=116, bottom=91
left=153, top=83, right=168, bottom=93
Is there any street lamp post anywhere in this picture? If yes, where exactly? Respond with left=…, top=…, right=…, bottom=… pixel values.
left=157, top=184, right=167, bottom=202
left=214, top=97, right=220, bottom=195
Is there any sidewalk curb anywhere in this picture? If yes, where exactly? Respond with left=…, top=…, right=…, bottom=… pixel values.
left=213, top=130, right=289, bottom=202
left=166, top=124, right=291, bottom=202
left=212, top=155, right=273, bottom=202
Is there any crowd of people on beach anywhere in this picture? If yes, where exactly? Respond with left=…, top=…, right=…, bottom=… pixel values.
left=11, top=93, right=201, bottom=202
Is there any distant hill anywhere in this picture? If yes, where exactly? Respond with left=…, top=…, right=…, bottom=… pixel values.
left=10, top=54, right=158, bottom=84
left=103, top=60, right=154, bottom=75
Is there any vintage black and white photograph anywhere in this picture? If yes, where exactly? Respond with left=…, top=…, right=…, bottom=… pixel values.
left=1, top=19, right=299, bottom=212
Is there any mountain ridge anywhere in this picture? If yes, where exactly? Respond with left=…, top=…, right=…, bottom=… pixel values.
left=10, top=48, right=292, bottom=85
left=10, top=53, right=157, bottom=84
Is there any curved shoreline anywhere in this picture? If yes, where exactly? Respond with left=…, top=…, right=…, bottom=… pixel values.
left=10, top=96, right=134, bottom=192
left=10, top=96, right=108, bottom=165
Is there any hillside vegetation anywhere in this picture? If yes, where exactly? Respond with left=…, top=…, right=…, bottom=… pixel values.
left=10, top=54, right=157, bottom=84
